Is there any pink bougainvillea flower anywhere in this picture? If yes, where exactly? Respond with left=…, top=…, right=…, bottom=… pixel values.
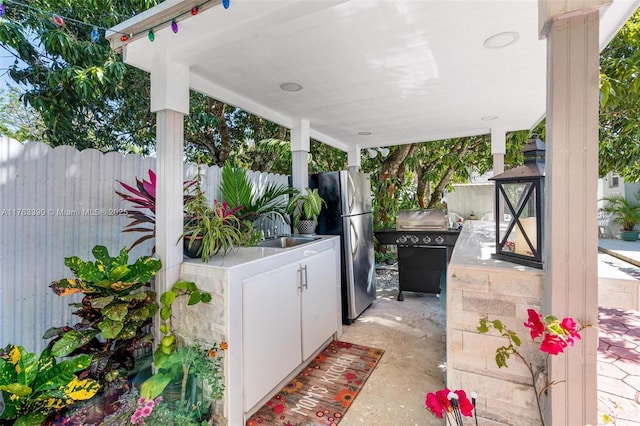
left=425, top=388, right=451, bottom=419
left=524, top=309, right=545, bottom=340
left=560, top=317, right=581, bottom=344
left=453, top=389, right=474, bottom=417
left=540, top=333, right=568, bottom=355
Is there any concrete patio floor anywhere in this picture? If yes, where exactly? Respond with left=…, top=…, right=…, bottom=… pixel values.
left=336, top=240, right=640, bottom=425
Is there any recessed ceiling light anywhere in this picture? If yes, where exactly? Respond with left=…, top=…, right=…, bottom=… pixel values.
left=483, top=31, right=519, bottom=49
left=279, top=82, right=303, bottom=92
left=481, top=115, right=498, bottom=121
left=358, top=131, right=372, bottom=136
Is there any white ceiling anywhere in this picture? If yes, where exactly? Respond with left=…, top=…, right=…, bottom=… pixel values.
left=109, top=0, right=639, bottom=151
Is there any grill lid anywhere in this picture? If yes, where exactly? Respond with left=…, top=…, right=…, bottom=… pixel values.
left=396, top=209, right=448, bottom=231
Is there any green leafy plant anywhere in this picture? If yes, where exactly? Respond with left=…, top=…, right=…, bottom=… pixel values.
left=220, top=162, right=297, bottom=225
left=140, top=281, right=225, bottom=421
left=0, top=345, right=100, bottom=425
left=181, top=172, right=244, bottom=261
left=45, top=246, right=161, bottom=394
left=156, top=281, right=212, bottom=358
left=286, top=187, right=326, bottom=227
left=601, top=193, right=640, bottom=231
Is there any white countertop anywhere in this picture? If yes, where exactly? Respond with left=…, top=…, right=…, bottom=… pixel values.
left=181, top=234, right=339, bottom=269
left=450, top=221, right=540, bottom=272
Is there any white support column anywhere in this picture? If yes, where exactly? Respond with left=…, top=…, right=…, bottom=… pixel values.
left=347, top=144, right=361, bottom=172
left=291, top=119, right=310, bottom=192
left=541, top=5, right=603, bottom=425
left=151, top=55, right=190, bottom=296
left=491, top=127, right=506, bottom=175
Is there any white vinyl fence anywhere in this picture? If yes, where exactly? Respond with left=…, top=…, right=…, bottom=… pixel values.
left=0, top=136, right=289, bottom=353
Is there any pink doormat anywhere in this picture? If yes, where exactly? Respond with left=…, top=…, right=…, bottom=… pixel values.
left=246, top=340, right=384, bottom=426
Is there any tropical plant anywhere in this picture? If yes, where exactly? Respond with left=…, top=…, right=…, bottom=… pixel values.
left=181, top=176, right=244, bottom=261
left=45, top=246, right=161, bottom=396
left=601, top=194, right=640, bottom=231
left=286, top=187, right=326, bottom=227
left=0, top=345, right=100, bottom=425
left=139, top=281, right=225, bottom=422
left=116, top=169, right=157, bottom=253
left=155, top=281, right=212, bottom=360
left=220, top=162, right=298, bottom=225
left=116, top=169, right=197, bottom=254
left=140, top=343, right=226, bottom=403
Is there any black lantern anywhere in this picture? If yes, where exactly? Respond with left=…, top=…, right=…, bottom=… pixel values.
left=489, top=135, right=545, bottom=269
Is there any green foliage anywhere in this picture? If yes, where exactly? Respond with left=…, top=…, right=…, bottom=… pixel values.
left=219, top=162, right=297, bottom=224
left=155, top=281, right=212, bottom=360
left=477, top=316, right=522, bottom=369
left=286, top=188, right=326, bottom=227
left=0, top=345, right=99, bottom=423
left=0, top=87, right=47, bottom=142
left=601, top=193, right=640, bottom=231
left=0, top=0, right=161, bottom=151
left=181, top=176, right=244, bottom=261
left=599, top=9, right=640, bottom=180
left=141, top=281, right=224, bottom=417
left=46, top=246, right=160, bottom=391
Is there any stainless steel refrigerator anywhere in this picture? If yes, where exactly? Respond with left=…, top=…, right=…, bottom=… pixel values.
left=310, top=170, right=376, bottom=324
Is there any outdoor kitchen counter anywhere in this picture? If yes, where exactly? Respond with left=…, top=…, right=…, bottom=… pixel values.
left=181, top=234, right=339, bottom=270
left=177, top=235, right=342, bottom=425
left=446, top=220, right=545, bottom=424
left=449, top=220, right=539, bottom=271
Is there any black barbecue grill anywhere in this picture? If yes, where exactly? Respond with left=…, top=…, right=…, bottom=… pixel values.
left=375, top=210, right=460, bottom=301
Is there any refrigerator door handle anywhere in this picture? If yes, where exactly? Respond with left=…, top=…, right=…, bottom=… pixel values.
left=347, top=173, right=356, bottom=213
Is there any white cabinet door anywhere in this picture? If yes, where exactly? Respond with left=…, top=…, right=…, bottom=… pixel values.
left=242, top=263, right=302, bottom=411
left=301, top=248, right=338, bottom=360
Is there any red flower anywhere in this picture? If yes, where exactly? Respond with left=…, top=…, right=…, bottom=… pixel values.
left=345, top=372, right=356, bottom=380
left=560, top=317, right=581, bottom=344
left=540, top=333, right=567, bottom=355
left=273, top=404, right=285, bottom=414
left=453, top=390, right=474, bottom=417
left=524, top=309, right=545, bottom=340
left=425, top=388, right=451, bottom=419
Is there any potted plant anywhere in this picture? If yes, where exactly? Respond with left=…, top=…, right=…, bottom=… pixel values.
left=180, top=172, right=244, bottom=261
left=601, top=193, right=640, bottom=241
left=287, top=187, right=326, bottom=235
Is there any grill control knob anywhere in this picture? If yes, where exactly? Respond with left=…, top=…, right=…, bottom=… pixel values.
left=410, top=235, right=419, bottom=244
left=423, top=236, right=431, bottom=244
left=435, top=236, right=445, bottom=245
left=397, top=235, right=407, bottom=244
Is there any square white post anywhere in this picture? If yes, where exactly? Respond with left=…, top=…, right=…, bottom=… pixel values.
left=542, top=6, right=603, bottom=424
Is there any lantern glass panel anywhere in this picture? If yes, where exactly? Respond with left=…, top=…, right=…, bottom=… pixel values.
left=498, top=182, right=538, bottom=257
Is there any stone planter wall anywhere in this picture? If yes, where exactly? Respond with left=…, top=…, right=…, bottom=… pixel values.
left=176, top=263, right=229, bottom=426
left=446, top=221, right=545, bottom=425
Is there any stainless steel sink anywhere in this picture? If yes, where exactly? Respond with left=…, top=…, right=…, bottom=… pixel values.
left=256, top=236, right=319, bottom=249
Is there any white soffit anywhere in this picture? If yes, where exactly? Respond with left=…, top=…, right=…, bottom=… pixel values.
left=111, top=0, right=640, bottom=150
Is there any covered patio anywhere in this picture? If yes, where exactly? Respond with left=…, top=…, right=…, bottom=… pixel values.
left=107, top=1, right=640, bottom=424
